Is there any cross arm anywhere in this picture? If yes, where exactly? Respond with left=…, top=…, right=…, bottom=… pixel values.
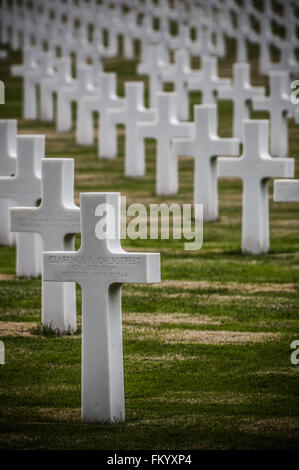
left=217, top=156, right=244, bottom=178
left=107, top=108, right=126, bottom=126
left=212, top=137, right=240, bottom=157
left=172, top=136, right=195, bottom=158
left=43, top=250, right=161, bottom=286
left=274, top=179, right=299, bottom=202
left=137, top=121, right=159, bottom=139
left=264, top=157, right=294, bottom=180
left=10, top=206, right=39, bottom=233
left=217, top=86, right=234, bottom=100
left=252, top=96, right=270, bottom=111
left=186, top=74, right=203, bottom=91
left=10, top=206, right=81, bottom=236
left=160, top=68, right=176, bottom=83
left=119, top=251, right=161, bottom=284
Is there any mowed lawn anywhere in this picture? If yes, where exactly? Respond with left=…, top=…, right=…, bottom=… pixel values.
left=0, top=41, right=299, bottom=450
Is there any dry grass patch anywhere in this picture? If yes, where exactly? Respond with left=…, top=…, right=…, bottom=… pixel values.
left=252, top=367, right=299, bottom=377
left=125, top=353, right=200, bottom=362
left=0, top=274, right=17, bottom=281
left=124, top=325, right=280, bottom=344
left=123, top=312, right=222, bottom=326
left=148, top=391, right=281, bottom=406
left=153, top=280, right=299, bottom=294
left=0, top=321, right=38, bottom=337
left=239, top=417, right=299, bottom=438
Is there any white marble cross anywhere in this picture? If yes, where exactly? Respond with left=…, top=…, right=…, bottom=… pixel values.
left=76, top=73, right=124, bottom=158
left=173, top=105, right=240, bottom=221
left=40, top=57, right=73, bottom=122
left=0, top=135, right=44, bottom=276
left=253, top=71, right=292, bottom=157
left=14, top=51, right=55, bottom=120
left=137, top=92, right=194, bottom=195
left=160, top=48, right=198, bottom=121
left=218, top=120, right=294, bottom=254
left=218, top=62, right=265, bottom=139
left=0, top=120, right=17, bottom=246
left=137, top=43, right=167, bottom=109
left=108, top=82, right=156, bottom=177
left=274, top=179, right=299, bottom=203
left=11, top=46, right=37, bottom=79
left=43, top=192, right=161, bottom=423
left=187, top=55, right=230, bottom=104
left=11, top=158, right=80, bottom=332
left=57, top=64, right=94, bottom=132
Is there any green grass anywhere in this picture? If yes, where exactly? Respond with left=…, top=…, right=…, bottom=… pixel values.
left=0, top=39, right=299, bottom=450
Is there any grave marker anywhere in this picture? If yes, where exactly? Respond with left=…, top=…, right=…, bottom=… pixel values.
left=0, top=135, right=44, bottom=276
left=108, top=82, right=156, bottom=177
left=187, top=56, right=230, bottom=104
left=43, top=192, right=161, bottom=422
left=57, top=64, right=94, bottom=132
left=11, top=159, right=80, bottom=332
left=137, top=44, right=167, bottom=109
left=161, top=49, right=198, bottom=121
left=40, top=57, right=73, bottom=122
left=218, top=120, right=294, bottom=254
left=137, top=92, right=194, bottom=195
left=0, top=120, right=17, bottom=245
left=173, top=105, right=239, bottom=221
left=218, top=62, right=265, bottom=139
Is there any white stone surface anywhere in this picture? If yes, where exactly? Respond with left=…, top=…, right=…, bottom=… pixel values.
left=43, top=192, right=161, bottom=423
left=137, top=44, right=167, bottom=109
left=40, top=57, right=73, bottom=122
left=108, top=82, right=156, bottom=177
left=0, top=135, right=44, bottom=276
left=57, top=64, right=94, bottom=132
left=16, top=51, right=55, bottom=120
left=187, top=55, right=230, bottom=104
left=173, top=105, right=239, bottom=221
left=274, top=179, right=299, bottom=202
left=253, top=71, right=292, bottom=157
left=218, top=62, right=265, bottom=139
left=218, top=120, right=294, bottom=254
left=11, top=159, right=80, bottom=332
left=137, top=92, right=194, bottom=195
left=161, top=49, right=199, bottom=121
left=76, top=73, right=124, bottom=158
left=0, top=120, right=17, bottom=246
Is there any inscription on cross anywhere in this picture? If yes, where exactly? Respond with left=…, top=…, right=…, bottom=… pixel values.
left=43, top=193, right=161, bottom=423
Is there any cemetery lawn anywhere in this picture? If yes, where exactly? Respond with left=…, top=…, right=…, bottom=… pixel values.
left=0, top=46, right=299, bottom=450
